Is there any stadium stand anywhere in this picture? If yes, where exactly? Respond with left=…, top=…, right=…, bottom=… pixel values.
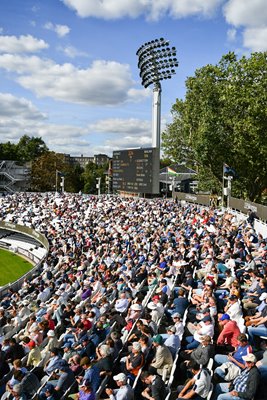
left=0, top=192, right=266, bottom=400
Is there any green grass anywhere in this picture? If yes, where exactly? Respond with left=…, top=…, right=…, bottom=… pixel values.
left=0, top=248, right=33, bottom=286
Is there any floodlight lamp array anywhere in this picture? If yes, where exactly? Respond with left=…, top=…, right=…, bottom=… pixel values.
left=137, top=38, right=178, bottom=88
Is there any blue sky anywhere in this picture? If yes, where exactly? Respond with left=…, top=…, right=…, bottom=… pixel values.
left=0, top=0, right=266, bottom=157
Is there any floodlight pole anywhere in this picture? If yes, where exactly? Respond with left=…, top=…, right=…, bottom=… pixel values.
left=152, top=82, right=162, bottom=148
left=136, top=38, right=178, bottom=152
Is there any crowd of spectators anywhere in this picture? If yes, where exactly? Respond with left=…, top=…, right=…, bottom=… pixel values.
left=0, top=192, right=266, bottom=400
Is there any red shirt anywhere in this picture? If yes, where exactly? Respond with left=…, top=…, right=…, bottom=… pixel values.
left=217, top=320, right=241, bottom=348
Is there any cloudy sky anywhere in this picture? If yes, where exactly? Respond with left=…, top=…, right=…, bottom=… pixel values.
left=0, top=0, right=266, bottom=157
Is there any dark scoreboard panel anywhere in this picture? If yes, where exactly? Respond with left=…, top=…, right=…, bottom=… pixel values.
left=112, top=147, right=160, bottom=194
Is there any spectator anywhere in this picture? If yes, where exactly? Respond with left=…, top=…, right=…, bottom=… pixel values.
left=149, top=334, right=173, bottom=376
left=176, top=361, right=212, bottom=400
left=105, top=372, right=134, bottom=400
left=217, top=314, right=241, bottom=352
left=214, top=353, right=260, bottom=400
left=141, top=371, right=167, bottom=400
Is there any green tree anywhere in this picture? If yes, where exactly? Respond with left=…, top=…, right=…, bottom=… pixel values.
left=0, top=141, right=18, bottom=160
left=162, top=52, right=267, bottom=201
left=82, top=162, right=108, bottom=194
left=31, top=152, right=67, bottom=192
left=17, top=135, right=48, bottom=162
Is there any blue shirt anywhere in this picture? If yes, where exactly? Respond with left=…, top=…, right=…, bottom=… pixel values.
left=234, top=345, right=252, bottom=365
left=84, top=366, right=101, bottom=393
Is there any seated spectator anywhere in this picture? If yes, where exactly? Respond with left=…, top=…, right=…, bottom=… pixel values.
left=105, top=372, right=134, bottom=400
left=114, top=292, right=129, bottom=314
left=172, top=313, right=184, bottom=339
left=216, top=314, right=241, bottom=352
left=149, top=334, right=173, bottom=376
left=122, top=341, right=144, bottom=381
left=11, top=369, right=40, bottom=399
left=77, top=357, right=100, bottom=394
left=43, top=347, right=62, bottom=375
left=214, top=333, right=252, bottom=381
left=167, top=289, right=188, bottom=317
left=94, top=344, right=112, bottom=377
left=221, top=295, right=243, bottom=323
left=181, top=335, right=214, bottom=367
left=26, top=340, right=42, bottom=368
left=141, top=371, right=167, bottom=400
left=71, top=380, right=95, bottom=400
left=69, top=355, right=83, bottom=377
left=39, top=360, right=75, bottom=399
left=5, top=339, right=25, bottom=363
left=214, top=353, right=260, bottom=400
left=62, top=342, right=75, bottom=363
left=184, top=316, right=214, bottom=350
left=176, top=361, right=212, bottom=400
left=163, top=326, right=180, bottom=358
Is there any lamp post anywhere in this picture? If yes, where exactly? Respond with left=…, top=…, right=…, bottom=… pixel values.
left=136, top=38, right=178, bottom=149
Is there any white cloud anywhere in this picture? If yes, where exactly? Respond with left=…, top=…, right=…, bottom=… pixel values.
left=223, top=0, right=267, bottom=28
left=227, top=28, right=236, bottom=42
left=44, top=22, right=70, bottom=37
left=61, top=0, right=222, bottom=21
left=89, top=118, right=151, bottom=134
left=60, top=45, right=88, bottom=58
left=105, top=134, right=151, bottom=151
left=0, top=93, right=46, bottom=120
left=0, top=35, right=48, bottom=53
left=0, top=54, right=147, bottom=106
left=243, top=27, right=267, bottom=52
left=223, top=0, right=267, bottom=51
left=0, top=92, right=93, bottom=154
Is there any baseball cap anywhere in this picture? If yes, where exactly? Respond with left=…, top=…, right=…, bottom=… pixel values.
left=113, top=373, right=126, bottom=381
left=62, top=342, right=72, bottom=349
left=243, top=354, right=257, bottom=363
left=229, top=295, right=238, bottom=301
left=45, top=384, right=55, bottom=393
left=205, top=281, right=213, bottom=286
left=202, top=316, right=212, bottom=322
left=219, top=313, right=230, bottom=321
left=166, top=326, right=176, bottom=333
left=47, top=330, right=55, bottom=337
left=172, top=313, right=181, bottom=319
left=27, top=340, right=36, bottom=348
left=131, top=304, right=142, bottom=311
left=152, top=334, right=163, bottom=345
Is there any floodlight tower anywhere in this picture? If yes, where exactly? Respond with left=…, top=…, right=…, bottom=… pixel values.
left=136, top=38, right=178, bottom=149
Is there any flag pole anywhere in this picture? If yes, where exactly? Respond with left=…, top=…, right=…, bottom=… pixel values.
left=222, top=163, right=224, bottom=208
left=56, top=170, right=58, bottom=193
left=166, top=167, right=168, bottom=197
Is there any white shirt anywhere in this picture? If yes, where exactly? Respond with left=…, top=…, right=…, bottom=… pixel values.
left=194, top=322, right=214, bottom=342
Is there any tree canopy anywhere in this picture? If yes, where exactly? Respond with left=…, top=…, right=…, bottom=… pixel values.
left=0, top=135, right=48, bottom=162
left=162, top=52, right=267, bottom=202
